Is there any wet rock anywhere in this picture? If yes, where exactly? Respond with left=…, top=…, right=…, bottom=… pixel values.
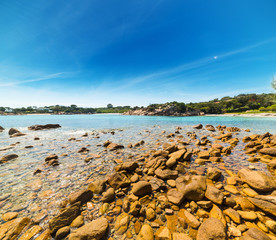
left=107, top=172, right=131, bottom=189
left=34, top=229, right=51, bottom=240
left=193, top=124, right=203, bottom=129
left=205, top=124, right=216, bottom=131
left=28, top=124, right=61, bottom=131
left=137, top=224, right=154, bottom=240
left=8, top=128, right=26, bottom=137
left=0, top=154, right=18, bottom=163
left=206, top=168, right=222, bottom=181
left=155, top=168, right=178, bottom=180
left=176, top=175, right=206, bottom=201
left=241, top=227, right=271, bottom=240
left=237, top=210, right=257, bottom=221
left=88, top=180, right=106, bottom=194
left=102, top=188, right=115, bottom=202
left=129, top=201, right=142, bottom=216
left=19, top=225, right=43, bottom=240
left=238, top=168, right=276, bottom=192
left=114, top=212, right=129, bottom=235
left=179, top=209, right=200, bottom=228
left=107, top=143, right=124, bottom=151
left=259, top=148, right=276, bottom=156
left=196, top=217, right=226, bottom=240
left=71, top=215, right=84, bottom=228
left=68, top=189, right=93, bottom=204
left=205, top=185, right=224, bottom=205
left=0, top=126, right=4, bottom=132
left=68, top=217, right=108, bottom=240
left=55, top=226, right=70, bottom=240
left=45, top=154, right=59, bottom=166
left=49, top=202, right=80, bottom=234
left=132, top=181, right=152, bottom=197
left=2, top=212, right=18, bottom=222
left=0, top=217, right=30, bottom=240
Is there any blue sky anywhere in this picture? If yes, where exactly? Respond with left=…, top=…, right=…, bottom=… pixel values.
left=0, top=0, right=276, bottom=107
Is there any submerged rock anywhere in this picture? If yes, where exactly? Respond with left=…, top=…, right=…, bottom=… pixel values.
left=0, top=217, right=30, bottom=240
left=0, top=154, right=18, bottom=164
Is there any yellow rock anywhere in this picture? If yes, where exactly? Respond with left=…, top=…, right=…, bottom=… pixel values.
left=224, top=185, right=239, bottom=194
left=209, top=204, right=226, bottom=227
left=172, top=232, right=193, bottom=240
left=137, top=224, right=154, bottom=240
left=257, top=221, right=269, bottom=233
left=19, top=225, right=43, bottom=240
left=237, top=211, right=257, bottom=221
left=0, top=217, right=30, bottom=240
left=34, top=229, right=51, bottom=240
left=2, top=212, right=18, bottom=222
left=242, top=188, right=258, bottom=197
left=156, top=226, right=172, bottom=240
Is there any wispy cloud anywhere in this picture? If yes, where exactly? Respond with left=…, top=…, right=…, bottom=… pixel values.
left=0, top=71, right=73, bottom=87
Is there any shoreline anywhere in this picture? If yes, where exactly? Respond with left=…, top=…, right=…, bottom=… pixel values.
left=0, top=123, right=276, bottom=239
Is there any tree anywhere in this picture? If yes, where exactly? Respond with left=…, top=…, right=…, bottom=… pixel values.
left=272, top=77, right=276, bottom=90
left=107, top=104, right=113, bottom=108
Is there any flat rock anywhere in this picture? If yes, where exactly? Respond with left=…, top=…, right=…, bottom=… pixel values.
left=68, top=217, right=108, bottom=240
left=114, top=212, right=129, bottom=235
left=2, top=212, right=18, bottom=222
left=238, top=168, right=276, bottom=192
left=19, top=225, right=42, bottom=240
left=207, top=168, right=222, bottom=181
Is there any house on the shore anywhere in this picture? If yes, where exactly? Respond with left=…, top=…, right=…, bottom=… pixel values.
left=5, top=108, right=13, bottom=113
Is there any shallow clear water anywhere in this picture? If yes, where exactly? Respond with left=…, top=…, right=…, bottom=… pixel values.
left=0, top=114, right=275, bottom=229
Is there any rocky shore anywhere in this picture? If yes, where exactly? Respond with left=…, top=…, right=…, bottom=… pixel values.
left=0, top=124, right=276, bottom=239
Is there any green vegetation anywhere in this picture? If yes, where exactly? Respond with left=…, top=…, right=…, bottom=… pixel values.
left=0, top=93, right=275, bottom=115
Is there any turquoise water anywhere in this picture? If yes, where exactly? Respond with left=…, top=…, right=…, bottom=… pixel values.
left=0, top=114, right=275, bottom=133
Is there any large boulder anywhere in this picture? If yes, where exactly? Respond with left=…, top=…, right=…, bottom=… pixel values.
left=238, top=168, right=276, bottom=192
left=0, top=217, right=30, bottom=240
left=132, top=181, right=152, bottom=197
left=69, top=217, right=108, bottom=240
left=49, top=202, right=81, bottom=234
left=28, top=124, right=61, bottom=131
left=176, top=175, right=207, bottom=201
left=197, top=218, right=227, bottom=240
left=259, top=148, right=276, bottom=157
